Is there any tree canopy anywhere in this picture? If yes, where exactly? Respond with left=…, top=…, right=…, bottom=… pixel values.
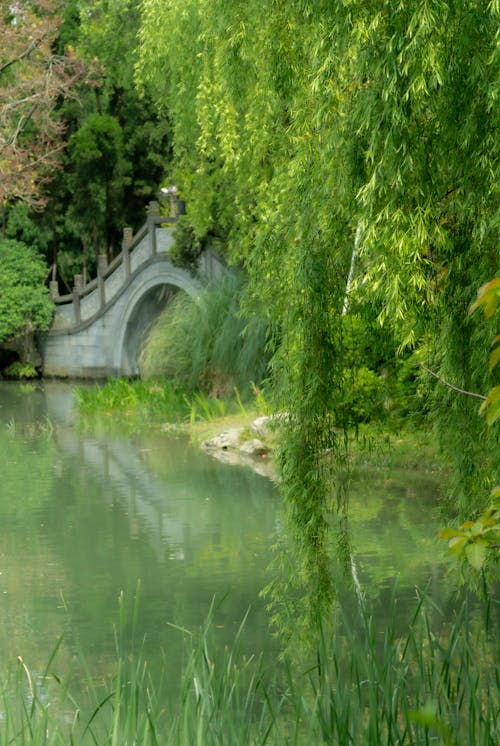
left=136, top=0, right=499, bottom=480
left=136, top=0, right=500, bottom=603
left=3, top=0, right=171, bottom=280
left=0, top=0, right=83, bottom=219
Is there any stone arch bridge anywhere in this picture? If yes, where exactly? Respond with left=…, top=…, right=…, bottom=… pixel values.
left=41, top=203, right=223, bottom=378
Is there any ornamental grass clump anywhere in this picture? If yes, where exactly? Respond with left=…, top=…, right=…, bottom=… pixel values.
left=141, top=272, right=270, bottom=398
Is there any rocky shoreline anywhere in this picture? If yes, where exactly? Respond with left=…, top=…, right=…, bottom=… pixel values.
left=200, top=415, right=277, bottom=480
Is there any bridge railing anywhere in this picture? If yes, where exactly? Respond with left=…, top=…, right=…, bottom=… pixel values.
left=49, top=202, right=177, bottom=329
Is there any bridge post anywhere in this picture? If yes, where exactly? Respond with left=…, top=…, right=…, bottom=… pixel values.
left=49, top=280, right=59, bottom=300
left=148, top=201, right=159, bottom=256
left=73, top=274, right=83, bottom=324
left=97, top=253, right=107, bottom=307
left=122, top=227, right=132, bottom=277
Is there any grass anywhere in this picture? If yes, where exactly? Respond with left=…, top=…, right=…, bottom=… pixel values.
left=1, top=590, right=498, bottom=745
left=74, top=378, right=192, bottom=434
left=74, top=378, right=188, bottom=418
left=73, top=378, right=273, bottom=439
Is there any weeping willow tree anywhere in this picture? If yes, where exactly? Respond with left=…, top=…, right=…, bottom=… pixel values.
left=136, top=0, right=499, bottom=618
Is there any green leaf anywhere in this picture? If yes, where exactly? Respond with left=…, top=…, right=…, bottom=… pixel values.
left=448, top=536, right=468, bottom=555
left=470, top=278, right=500, bottom=318
left=479, top=386, right=500, bottom=426
left=465, top=541, right=487, bottom=570
left=437, top=527, right=465, bottom=540
left=459, top=521, right=474, bottom=530
left=470, top=520, right=485, bottom=536
left=489, top=345, right=500, bottom=372
left=409, top=702, right=439, bottom=727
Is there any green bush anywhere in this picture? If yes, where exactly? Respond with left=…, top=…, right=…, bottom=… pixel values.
left=3, top=361, right=38, bottom=380
left=335, top=367, right=385, bottom=425
left=0, top=239, right=53, bottom=343
left=168, top=215, right=204, bottom=272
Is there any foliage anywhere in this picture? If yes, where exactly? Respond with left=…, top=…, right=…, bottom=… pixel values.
left=338, top=367, right=386, bottom=425
left=67, top=113, right=129, bottom=261
left=73, top=378, right=191, bottom=432
left=64, top=0, right=172, bottom=257
left=141, top=272, right=270, bottom=397
left=0, top=0, right=84, bottom=215
left=168, top=214, right=204, bottom=272
left=4, top=361, right=38, bottom=380
left=438, top=488, right=500, bottom=571
left=0, top=239, right=53, bottom=343
left=3, top=0, right=171, bottom=283
left=73, top=377, right=266, bottom=435
left=439, top=278, right=500, bottom=572
left=471, top=278, right=500, bottom=427
left=136, top=1, right=500, bottom=552
left=185, top=390, right=227, bottom=425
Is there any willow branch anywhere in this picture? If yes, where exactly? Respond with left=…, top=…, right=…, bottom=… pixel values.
left=419, top=364, right=487, bottom=400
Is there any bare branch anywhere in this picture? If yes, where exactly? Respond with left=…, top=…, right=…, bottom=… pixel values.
left=419, top=364, right=487, bottom=401
left=0, top=32, right=47, bottom=75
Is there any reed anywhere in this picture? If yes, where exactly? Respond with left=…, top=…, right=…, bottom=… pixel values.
left=302, top=592, right=500, bottom=745
left=1, top=593, right=497, bottom=745
left=73, top=378, right=190, bottom=431
left=74, top=378, right=257, bottom=432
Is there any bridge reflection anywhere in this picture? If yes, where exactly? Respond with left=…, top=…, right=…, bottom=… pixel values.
left=42, top=383, right=278, bottom=567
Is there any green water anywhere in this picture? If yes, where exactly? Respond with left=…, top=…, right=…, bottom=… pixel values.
left=0, top=381, right=280, bottom=691
left=0, top=381, right=476, bottom=708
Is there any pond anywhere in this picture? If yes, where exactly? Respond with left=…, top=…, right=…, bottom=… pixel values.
left=0, top=382, right=279, bottom=689
left=0, top=381, right=496, bottom=740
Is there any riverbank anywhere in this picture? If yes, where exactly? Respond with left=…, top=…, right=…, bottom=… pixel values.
left=72, top=378, right=447, bottom=483
left=189, top=412, right=446, bottom=483
left=188, top=412, right=280, bottom=480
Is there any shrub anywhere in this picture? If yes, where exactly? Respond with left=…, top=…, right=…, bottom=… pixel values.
left=0, top=239, right=53, bottom=343
left=4, top=361, right=38, bottom=379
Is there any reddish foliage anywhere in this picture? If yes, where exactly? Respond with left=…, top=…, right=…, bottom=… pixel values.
left=0, top=0, right=85, bottom=210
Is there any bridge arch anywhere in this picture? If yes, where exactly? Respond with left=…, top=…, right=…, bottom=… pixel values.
left=114, top=265, right=201, bottom=376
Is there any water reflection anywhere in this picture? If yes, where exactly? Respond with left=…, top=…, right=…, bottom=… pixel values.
left=1, top=381, right=489, bottom=706
left=0, top=382, right=279, bottom=690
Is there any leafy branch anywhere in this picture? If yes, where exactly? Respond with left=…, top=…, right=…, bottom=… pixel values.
left=439, top=278, right=500, bottom=570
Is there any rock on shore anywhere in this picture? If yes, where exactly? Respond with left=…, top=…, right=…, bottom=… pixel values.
left=200, top=416, right=276, bottom=479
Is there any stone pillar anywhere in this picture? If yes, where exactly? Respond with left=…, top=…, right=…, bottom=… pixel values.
left=73, top=274, right=83, bottom=324
left=49, top=280, right=59, bottom=300
left=98, top=253, right=108, bottom=274
left=148, top=201, right=159, bottom=256
left=97, top=253, right=107, bottom=307
left=122, top=226, right=132, bottom=277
